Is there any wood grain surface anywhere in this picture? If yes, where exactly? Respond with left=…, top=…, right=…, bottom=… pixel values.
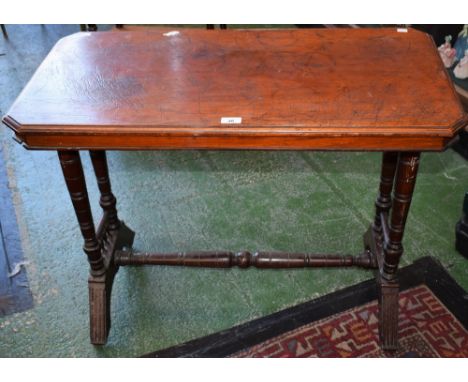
left=2, top=27, right=466, bottom=150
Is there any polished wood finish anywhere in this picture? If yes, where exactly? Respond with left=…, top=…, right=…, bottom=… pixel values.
left=2, top=28, right=466, bottom=151
left=115, top=250, right=377, bottom=269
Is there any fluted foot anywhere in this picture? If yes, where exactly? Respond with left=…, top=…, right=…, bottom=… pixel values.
left=378, top=275, right=399, bottom=351
left=89, top=270, right=116, bottom=345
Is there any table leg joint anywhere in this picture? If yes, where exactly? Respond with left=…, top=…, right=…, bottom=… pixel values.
left=89, top=219, right=135, bottom=345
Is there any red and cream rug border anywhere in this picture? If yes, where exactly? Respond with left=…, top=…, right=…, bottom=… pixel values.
left=233, top=285, right=468, bottom=357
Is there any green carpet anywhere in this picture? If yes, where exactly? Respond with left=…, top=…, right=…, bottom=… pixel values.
left=0, top=25, right=467, bottom=357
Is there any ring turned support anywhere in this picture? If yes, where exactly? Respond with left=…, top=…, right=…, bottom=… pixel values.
left=115, top=250, right=377, bottom=269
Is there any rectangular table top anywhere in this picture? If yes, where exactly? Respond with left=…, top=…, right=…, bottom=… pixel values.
left=3, top=27, right=467, bottom=151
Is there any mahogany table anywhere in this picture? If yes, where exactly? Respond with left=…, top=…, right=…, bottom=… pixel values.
left=3, top=27, right=466, bottom=350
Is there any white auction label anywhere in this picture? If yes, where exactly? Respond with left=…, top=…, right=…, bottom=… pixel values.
left=221, top=117, right=242, bottom=124
left=397, top=28, right=408, bottom=33
left=163, top=31, right=180, bottom=37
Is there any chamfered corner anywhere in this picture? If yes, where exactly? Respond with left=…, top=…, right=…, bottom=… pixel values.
left=442, top=114, right=468, bottom=150
left=1, top=114, right=27, bottom=146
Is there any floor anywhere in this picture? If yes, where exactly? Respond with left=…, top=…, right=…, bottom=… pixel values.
left=0, top=141, right=34, bottom=316
left=0, top=25, right=467, bottom=357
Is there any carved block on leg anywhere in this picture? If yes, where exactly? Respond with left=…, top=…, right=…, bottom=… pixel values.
left=89, top=220, right=135, bottom=345
left=363, top=226, right=380, bottom=269
left=116, top=221, right=135, bottom=251
left=378, top=275, right=399, bottom=351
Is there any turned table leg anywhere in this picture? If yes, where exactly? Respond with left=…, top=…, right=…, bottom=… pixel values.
left=58, top=150, right=108, bottom=344
left=380, top=152, right=420, bottom=350
left=59, top=150, right=134, bottom=345
left=89, top=151, right=135, bottom=253
left=90, top=150, right=120, bottom=231
left=58, top=151, right=104, bottom=276
left=373, top=152, right=399, bottom=240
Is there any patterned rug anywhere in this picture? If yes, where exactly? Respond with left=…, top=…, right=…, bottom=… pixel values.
left=233, top=285, right=468, bottom=357
left=144, top=257, right=468, bottom=358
